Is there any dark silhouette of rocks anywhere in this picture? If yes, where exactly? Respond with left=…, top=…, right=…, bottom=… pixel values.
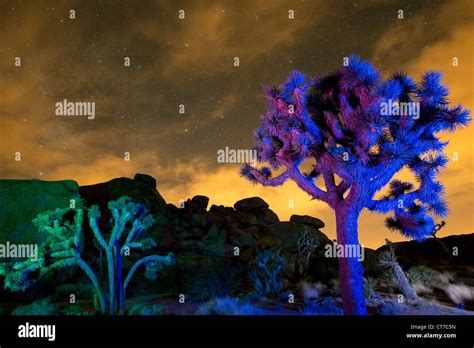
left=79, top=173, right=167, bottom=216
left=377, top=234, right=474, bottom=267
left=0, top=173, right=471, bottom=282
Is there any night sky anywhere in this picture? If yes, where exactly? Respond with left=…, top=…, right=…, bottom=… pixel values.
left=1, top=0, right=472, bottom=248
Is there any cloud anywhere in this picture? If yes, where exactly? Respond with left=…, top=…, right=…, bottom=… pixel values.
left=135, top=1, right=327, bottom=77
left=161, top=2, right=474, bottom=248
left=366, top=0, right=474, bottom=243
left=373, top=0, right=473, bottom=74
left=1, top=0, right=471, bottom=249
left=211, top=93, right=237, bottom=119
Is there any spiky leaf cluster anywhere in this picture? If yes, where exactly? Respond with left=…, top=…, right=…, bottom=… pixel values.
left=242, top=55, right=470, bottom=240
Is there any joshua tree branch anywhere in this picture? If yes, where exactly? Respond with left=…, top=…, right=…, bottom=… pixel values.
left=289, top=165, right=329, bottom=203
left=123, top=253, right=175, bottom=291
left=367, top=191, right=421, bottom=213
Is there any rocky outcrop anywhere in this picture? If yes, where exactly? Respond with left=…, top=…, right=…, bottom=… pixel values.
left=6, top=173, right=468, bottom=286
left=377, top=233, right=474, bottom=267
left=0, top=179, right=81, bottom=244
left=234, top=197, right=269, bottom=212
left=290, top=215, right=325, bottom=228
left=79, top=173, right=167, bottom=216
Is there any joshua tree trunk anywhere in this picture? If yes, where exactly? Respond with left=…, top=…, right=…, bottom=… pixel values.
left=392, top=263, right=419, bottom=302
left=335, top=207, right=367, bottom=315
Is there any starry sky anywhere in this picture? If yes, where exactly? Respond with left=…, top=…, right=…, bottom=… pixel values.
left=1, top=0, right=473, bottom=248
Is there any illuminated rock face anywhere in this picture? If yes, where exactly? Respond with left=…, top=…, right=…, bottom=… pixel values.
left=0, top=173, right=166, bottom=245
left=0, top=179, right=81, bottom=244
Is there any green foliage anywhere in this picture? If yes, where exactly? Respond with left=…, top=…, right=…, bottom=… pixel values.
left=12, top=298, right=58, bottom=315
left=3, top=196, right=174, bottom=315
left=52, top=282, right=92, bottom=302
left=378, top=247, right=398, bottom=269
left=406, top=265, right=436, bottom=285
left=380, top=269, right=395, bottom=285
left=63, top=303, right=94, bottom=316
left=127, top=304, right=163, bottom=315
left=0, top=179, right=82, bottom=245
left=3, top=208, right=80, bottom=292
left=363, top=276, right=378, bottom=301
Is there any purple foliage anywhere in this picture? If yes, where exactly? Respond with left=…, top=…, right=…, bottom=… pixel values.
left=242, top=55, right=470, bottom=240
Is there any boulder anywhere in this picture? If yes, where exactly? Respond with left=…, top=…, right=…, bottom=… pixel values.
left=188, top=213, right=209, bottom=228
left=202, top=242, right=226, bottom=257
left=203, top=225, right=227, bottom=244
left=79, top=173, right=167, bottom=216
left=234, top=231, right=255, bottom=247
left=234, top=197, right=269, bottom=212
left=0, top=179, right=82, bottom=244
left=253, top=207, right=279, bottom=224
left=133, top=173, right=157, bottom=187
left=234, top=211, right=258, bottom=226
left=191, top=195, right=210, bottom=212
left=209, top=204, right=226, bottom=213
left=256, top=235, right=283, bottom=251
left=163, top=203, right=180, bottom=218
left=267, top=222, right=305, bottom=252
left=190, top=227, right=206, bottom=239
left=267, top=222, right=331, bottom=253
left=290, top=215, right=325, bottom=228
left=176, top=240, right=205, bottom=253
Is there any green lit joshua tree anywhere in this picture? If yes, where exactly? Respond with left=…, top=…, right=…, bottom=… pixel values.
left=1, top=196, right=175, bottom=314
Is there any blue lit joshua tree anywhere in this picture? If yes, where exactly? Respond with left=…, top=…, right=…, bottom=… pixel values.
left=1, top=196, right=175, bottom=314
left=241, top=55, right=470, bottom=314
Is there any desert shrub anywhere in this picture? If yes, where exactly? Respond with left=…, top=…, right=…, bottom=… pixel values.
left=378, top=248, right=397, bottom=268
left=444, top=284, right=474, bottom=306
left=298, top=281, right=326, bottom=300
left=12, top=298, right=58, bottom=315
left=249, top=248, right=284, bottom=298
left=377, top=300, right=409, bottom=315
left=379, top=269, right=395, bottom=286
left=196, top=296, right=263, bottom=315
left=53, top=282, right=93, bottom=302
left=363, top=276, right=379, bottom=302
left=406, top=265, right=436, bottom=285
left=435, top=271, right=455, bottom=285
left=127, top=304, right=163, bottom=315
left=412, top=282, right=434, bottom=295
left=145, top=254, right=243, bottom=299
left=301, top=297, right=343, bottom=315
left=295, top=230, right=319, bottom=279
left=184, top=259, right=244, bottom=300
left=139, top=253, right=199, bottom=295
